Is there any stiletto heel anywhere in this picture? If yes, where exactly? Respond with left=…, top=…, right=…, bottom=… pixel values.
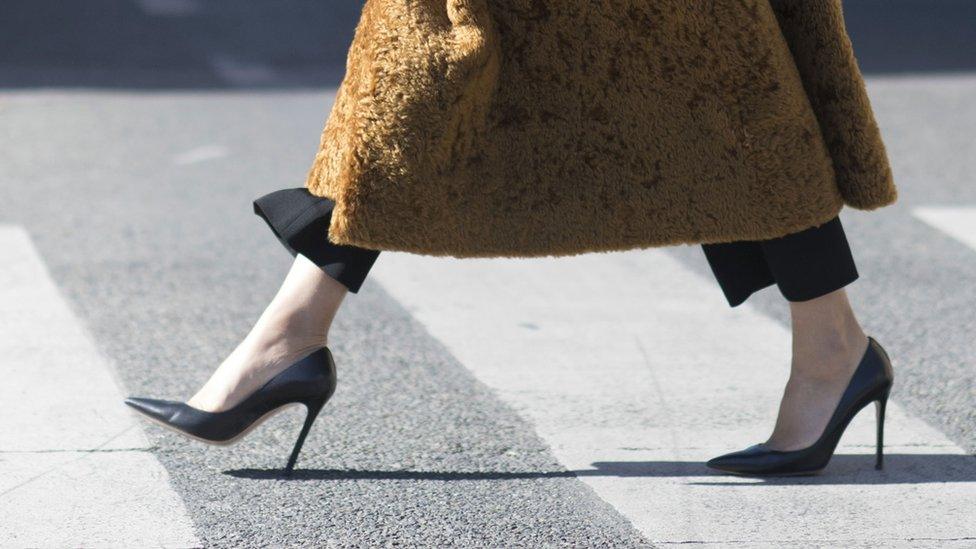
left=707, top=337, right=895, bottom=476
left=875, top=388, right=890, bottom=470
left=124, top=347, right=338, bottom=475
left=284, top=399, right=327, bottom=477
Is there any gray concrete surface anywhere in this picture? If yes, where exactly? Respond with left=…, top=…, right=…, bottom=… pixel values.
left=1, top=1, right=975, bottom=546
left=0, top=226, right=199, bottom=547
left=0, top=90, right=650, bottom=546
left=371, top=249, right=976, bottom=545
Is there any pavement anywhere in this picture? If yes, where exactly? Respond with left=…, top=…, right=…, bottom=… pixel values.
left=1, top=1, right=975, bottom=547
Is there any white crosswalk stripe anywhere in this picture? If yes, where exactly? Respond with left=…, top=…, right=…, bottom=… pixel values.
left=0, top=226, right=200, bottom=548
left=371, top=248, right=976, bottom=546
left=914, top=207, right=976, bottom=250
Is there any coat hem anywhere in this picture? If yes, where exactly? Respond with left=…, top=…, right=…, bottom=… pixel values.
left=311, top=189, right=848, bottom=258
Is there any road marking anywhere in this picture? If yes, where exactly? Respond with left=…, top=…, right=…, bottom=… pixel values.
left=174, top=144, right=229, bottom=165
left=371, top=248, right=976, bottom=545
left=0, top=226, right=200, bottom=548
left=914, top=207, right=976, bottom=250
left=135, top=0, right=200, bottom=17
left=209, top=54, right=278, bottom=87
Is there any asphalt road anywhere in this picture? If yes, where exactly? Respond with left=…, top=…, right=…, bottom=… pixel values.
left=2, top=1, right=975, bottom=547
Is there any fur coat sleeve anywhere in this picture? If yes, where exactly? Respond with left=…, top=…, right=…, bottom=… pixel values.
left=768, top=0, right=897, bottom=208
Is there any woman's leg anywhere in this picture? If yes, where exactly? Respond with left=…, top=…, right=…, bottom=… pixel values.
left=771, top=288, right=868, bottom=450
left=186, top=188, right=379, bottom=412
left=702, top=216, right=869, bottom=451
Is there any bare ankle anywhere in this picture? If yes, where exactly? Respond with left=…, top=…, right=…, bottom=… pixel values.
left=249, top=300, right=329, bottom=343
left=248, top=322, right=326, bottom=355
left=791, top=330, right=868, bottom=382
left=788, top=289, right=868, bottom=380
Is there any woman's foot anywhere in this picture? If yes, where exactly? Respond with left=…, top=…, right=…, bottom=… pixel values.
left=763, top=289, right=870, bottom=451
left=184, top=333, right=326, bottom=413
left=186, top=255, right=348, bottom=413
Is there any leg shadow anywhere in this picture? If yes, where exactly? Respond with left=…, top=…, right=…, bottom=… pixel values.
left=225, top=453, right=976, bottom=485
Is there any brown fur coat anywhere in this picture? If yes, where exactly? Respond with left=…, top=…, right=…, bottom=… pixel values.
left=304, top=0, right=897, bottom=257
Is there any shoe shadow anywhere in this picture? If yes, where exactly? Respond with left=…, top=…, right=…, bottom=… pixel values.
left=225, top=453, right=976, bottom=485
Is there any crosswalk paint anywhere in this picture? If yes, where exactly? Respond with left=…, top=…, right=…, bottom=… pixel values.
left=914, top=207, right=976, bottom=250
left=208, top=54, right=278, bottom=87
left=370, top=248, right=976, bottom=545
left=0, top=226, right=200, bottom=547
left=174, top=144, right=229, bottom=166
left=135, top=0, right=200, bottom=17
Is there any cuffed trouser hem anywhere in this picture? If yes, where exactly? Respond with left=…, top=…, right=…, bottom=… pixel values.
left=253, top=187, right=380, bottom=293
left=701, top=216, right=859, bottom=307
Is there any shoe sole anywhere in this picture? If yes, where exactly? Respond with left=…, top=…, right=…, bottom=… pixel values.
left=708, top=466, right=826, bottom=478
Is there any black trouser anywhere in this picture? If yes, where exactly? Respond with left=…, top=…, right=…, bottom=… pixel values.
left=701, top=216, right=858, bottom=306
left=254, top=188, right=858, bottom=305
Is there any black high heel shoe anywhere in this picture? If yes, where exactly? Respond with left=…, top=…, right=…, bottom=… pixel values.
left=124, top=347, right=337, bottom=477
left=707, top=336, right=894, bottom=476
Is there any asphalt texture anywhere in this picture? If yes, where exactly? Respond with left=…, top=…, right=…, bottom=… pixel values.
left=2, top=1, right=975, bottom=546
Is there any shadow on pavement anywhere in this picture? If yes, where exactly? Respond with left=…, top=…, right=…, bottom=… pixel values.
left=0, top=0, right=365, bottom=89
left=843, top=0, right=976, bottom=75
left=1, top=0, right=973, bottom=90
left=226, top=453, right=976, bottom=484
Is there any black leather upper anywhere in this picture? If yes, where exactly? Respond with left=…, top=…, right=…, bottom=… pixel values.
left=706, top=337, right=894, bottom=476
left=124, top=347, right=337, bottom=443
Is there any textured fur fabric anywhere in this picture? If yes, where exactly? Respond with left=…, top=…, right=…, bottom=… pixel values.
left=305, top=0, right=896, bottom=257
